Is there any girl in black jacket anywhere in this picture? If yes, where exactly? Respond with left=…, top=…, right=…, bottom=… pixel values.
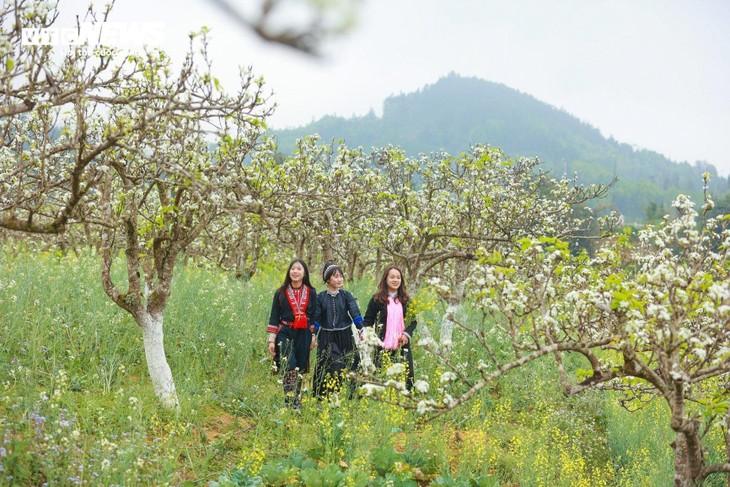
left=312, top=261, right=364, bottom=398
left=363, top=265, right=416, bottom=390
left=266, top=259, right=318, bottom=409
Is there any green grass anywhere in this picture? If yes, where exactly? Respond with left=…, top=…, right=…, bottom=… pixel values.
left=0, top=248, right=713, bottom=485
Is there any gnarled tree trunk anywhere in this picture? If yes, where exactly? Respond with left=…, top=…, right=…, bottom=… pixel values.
left=672, top=429, right=704, bottom=487
left=670, top=387, right=704, bottom=487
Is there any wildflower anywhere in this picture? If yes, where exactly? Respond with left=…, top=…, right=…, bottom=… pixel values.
left=128, top=396, right=138, bottom=406
left=29, top=412, right=46, bottom=425
left=101, top=458, right=111, bottom=469
left=360, top=383, right=384, bottom=396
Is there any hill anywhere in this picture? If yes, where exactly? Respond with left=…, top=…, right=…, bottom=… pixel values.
left=273, top=73, right=728, bottom=223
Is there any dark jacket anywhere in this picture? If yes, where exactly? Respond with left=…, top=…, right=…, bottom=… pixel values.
left=267, top=286, right=318, bottom=334
left=362, top=296, right=417, bottom=340
left=315, top=289, right=364, bottom=332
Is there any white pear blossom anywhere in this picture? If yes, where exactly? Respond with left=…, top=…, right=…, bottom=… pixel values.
left=440, top=371, right=458, bottom=384
left=386, top=363, right=407, bottom=377
left=413, top=380, right=430, bottom=394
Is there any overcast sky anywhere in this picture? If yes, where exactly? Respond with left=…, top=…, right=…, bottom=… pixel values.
left=58, top=0, right=730, bottom=176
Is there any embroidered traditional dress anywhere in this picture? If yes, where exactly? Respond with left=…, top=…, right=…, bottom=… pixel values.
left=363, top=294, right=417, bottom=390
left=267, top=285, right=317, bottom=374
left=312, top=289, right=364, bottom=397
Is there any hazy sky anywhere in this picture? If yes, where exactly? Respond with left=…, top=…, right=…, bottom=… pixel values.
left=57, top=0, right=730, bottom=176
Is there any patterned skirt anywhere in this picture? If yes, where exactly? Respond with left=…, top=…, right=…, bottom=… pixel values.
left=313, top=327, right=359, bottom=397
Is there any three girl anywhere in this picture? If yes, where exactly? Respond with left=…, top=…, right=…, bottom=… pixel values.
left=267, top=261, right=416, bottom=406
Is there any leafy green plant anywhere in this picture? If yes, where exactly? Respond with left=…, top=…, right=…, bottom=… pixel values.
left=371, top=443, right=402, bottom=476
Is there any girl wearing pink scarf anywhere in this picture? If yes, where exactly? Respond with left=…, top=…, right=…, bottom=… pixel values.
left=363, top=265, right=417, bottom=390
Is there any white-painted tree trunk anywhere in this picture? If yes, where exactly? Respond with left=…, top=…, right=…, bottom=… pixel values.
left=440, top=267, right=466, bottom=358
left=439, top=304, right=458, bottom=358
left=140, top=313, right=179, bottom=409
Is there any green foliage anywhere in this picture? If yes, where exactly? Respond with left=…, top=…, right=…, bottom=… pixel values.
left=603, top=398, right=674, bottom=486
left=212, top=468, right=264, bottom=487
left=307, top=406, right=354, bottom=464
left=371, top=444, right=401, bottom=476
left=4, top=249, right=725, bottom=484
left=433, top=470, right=500, bottom=487
left=299, top=464, right=345, bottom=487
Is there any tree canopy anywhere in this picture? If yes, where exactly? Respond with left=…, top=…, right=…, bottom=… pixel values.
left=274, top=73, right=729, bottom=224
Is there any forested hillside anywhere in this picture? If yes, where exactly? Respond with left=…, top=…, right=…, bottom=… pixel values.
left=274, top=73, right=728, bottom=223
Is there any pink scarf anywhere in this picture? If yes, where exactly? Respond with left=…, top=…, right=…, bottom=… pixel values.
left=383, top=297, right=404, bottom=350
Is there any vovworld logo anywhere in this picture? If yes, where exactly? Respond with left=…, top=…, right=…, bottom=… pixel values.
left=21, top=22, right=165, bottom=49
